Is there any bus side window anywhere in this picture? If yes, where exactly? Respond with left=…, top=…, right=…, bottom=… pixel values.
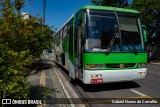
left=60, top=29, right=62, bottom=39
left=69, top=20, right=73, bottom=55
left=67, top=23, right=70, bottom=38
left=63, top=25, right=67, bottom=39
left=74, top=15, right=79, bottom=54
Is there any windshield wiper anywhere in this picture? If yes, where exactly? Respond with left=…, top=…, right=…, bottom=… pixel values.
left=105, top=32, right=119, bottom=55
left=131, top=44, right=138, bottom=54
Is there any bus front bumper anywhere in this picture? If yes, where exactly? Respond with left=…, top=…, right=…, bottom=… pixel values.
left=83, top=68, right=147, bottom=84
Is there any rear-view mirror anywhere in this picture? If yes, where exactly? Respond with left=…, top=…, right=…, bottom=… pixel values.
left=142, top=25, right=147, bottom=42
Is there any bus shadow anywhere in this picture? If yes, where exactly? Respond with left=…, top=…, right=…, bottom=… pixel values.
left=55, top=63, right=69, bottom=75
left=76, top=79, right=140, bottom=92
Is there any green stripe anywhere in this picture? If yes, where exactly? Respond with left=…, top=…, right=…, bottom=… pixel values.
left=83, top=53, right=147, bottom=64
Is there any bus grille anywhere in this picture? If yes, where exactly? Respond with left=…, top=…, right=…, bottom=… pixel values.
left=105, top=63, right=136, bottom=68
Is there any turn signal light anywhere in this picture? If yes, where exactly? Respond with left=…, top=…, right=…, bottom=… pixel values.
left=138, top=63, right=147, bottom=68
left=137, top=72, right=146, bottom=75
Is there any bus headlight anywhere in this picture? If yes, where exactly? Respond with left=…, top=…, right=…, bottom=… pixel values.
left=85, top=64, right=105, bottom=69
left=137, top=63, right=147, bottom=68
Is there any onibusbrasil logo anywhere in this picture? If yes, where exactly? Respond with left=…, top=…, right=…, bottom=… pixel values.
left=1, top=99, right=42, bottom=105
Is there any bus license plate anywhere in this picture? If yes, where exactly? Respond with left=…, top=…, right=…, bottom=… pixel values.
left=91, top=78, right=103, bottom=83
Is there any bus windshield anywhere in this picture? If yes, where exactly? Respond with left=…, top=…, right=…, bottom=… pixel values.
left=85, top=10, right=145, bottom=53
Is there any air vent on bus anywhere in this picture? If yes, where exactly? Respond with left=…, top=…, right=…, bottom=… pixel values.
left=105, top=63, right=136, bottom=68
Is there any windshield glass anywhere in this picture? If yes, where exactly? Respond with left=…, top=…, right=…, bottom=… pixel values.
left=85, top=10, right=145, bottom=53
left=85, top=10, right=120, bottom=52
left=118, top=13, right=144, bottom=52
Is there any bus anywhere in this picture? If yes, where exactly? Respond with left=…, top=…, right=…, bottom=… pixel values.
left=53, top=6, right=147, bottom=84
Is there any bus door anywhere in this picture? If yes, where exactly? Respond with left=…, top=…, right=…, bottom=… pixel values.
left=74, top=14, right=84, bottom=79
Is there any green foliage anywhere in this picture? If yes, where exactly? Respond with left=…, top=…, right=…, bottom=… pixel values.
left=0, top=0, right=54, bottom=99
left=131, top=0, right=160, bottom=44
left=91, top=0, right=129, bottom=8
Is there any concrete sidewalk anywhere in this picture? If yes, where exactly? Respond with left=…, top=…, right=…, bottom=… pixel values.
left=27, top=61, right=85, bottom=107
left=149, top=60, right=160, bottom=65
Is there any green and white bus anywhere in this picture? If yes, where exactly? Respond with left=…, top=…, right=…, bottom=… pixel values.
left=53, top=6, right=147, bottom=84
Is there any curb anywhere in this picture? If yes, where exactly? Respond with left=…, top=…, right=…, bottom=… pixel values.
left=54, top=68, right=75, bottom=107
left=150, top=62, right=160, bottom=65
left=54, top=67, right=86, bottom=107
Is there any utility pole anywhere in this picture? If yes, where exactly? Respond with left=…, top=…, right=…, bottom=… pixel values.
left=43, top=0, right=46, bottom=25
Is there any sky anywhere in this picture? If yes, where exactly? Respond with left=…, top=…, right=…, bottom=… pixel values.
left=21, top=0, right=93, bottom=30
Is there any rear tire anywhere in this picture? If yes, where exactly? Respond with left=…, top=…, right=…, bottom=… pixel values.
left=61, top=53, right=65, bottom=66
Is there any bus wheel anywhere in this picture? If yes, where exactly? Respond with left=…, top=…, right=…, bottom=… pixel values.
left=70, top=78, right=76, bottom=86
left=61, top=53, right=65, bottom=66
left=56, top=54, right=58, bottom=61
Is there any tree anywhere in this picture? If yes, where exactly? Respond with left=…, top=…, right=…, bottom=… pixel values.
left=131, top=0, right=160, bottom=45
left=91, top=0, right=129, bottom=8
left=0, top=0, right=54, bottom=99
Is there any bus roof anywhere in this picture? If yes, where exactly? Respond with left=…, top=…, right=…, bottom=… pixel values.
left=80, top=5, right=139, bottom=14
left=55, top=6, right=139, bottom=35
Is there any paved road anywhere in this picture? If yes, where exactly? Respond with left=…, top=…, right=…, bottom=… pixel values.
left=58, top=63, right=160, bottom=107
